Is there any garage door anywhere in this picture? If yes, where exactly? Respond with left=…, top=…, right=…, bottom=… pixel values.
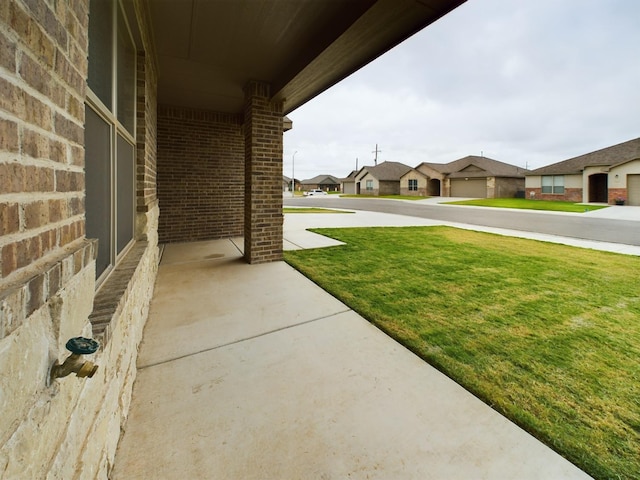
left=628, top=174, right=640, bottom=206
left=450, top=178, right=487, bottom=198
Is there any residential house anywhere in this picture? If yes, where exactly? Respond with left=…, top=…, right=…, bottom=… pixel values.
left=283, top=175, right=298, bottom=192
left=341, top=170, right=358, bottom=194
left=417, top=156, right=527, bottom=198
left=301, top=174, right=341, bottom=192
left=355, top=161, right=413, bottom=195
left=0, top=0, right=468, bottom=476
left=400, top=168, right=432, bottom=196
left=525, top=138, right=640, bottom=205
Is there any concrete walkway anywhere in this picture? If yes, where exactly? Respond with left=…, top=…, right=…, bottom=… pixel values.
left=109, top=207, right=639, bottom=479
left=284, top=204, right=640, bottom=256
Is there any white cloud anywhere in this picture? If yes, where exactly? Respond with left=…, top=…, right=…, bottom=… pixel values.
left=284, top=0, right=640, bottom=180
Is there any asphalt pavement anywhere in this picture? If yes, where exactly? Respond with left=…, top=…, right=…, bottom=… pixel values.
left=284, top=195, right=640, bottom=246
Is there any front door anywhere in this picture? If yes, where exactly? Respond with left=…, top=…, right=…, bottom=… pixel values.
left=588, top=173, right=608, bottom=203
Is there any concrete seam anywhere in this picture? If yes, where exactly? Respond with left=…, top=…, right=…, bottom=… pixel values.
left=137, top=308, right=352, bottom=370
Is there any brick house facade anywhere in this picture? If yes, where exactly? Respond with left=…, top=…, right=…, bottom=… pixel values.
left=0, top=0, right=466, bottom=477
left=525, top=138, right=640, bottom=205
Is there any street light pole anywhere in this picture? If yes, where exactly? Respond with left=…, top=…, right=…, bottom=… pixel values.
left=291, top=151, right=297, bottom=196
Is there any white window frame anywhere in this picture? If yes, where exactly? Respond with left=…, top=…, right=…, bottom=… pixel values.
left=541, top=175, right=565, bottom=194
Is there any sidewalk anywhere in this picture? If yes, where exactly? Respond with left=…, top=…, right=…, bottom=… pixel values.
left=284, top=207, right=640, bottom=256
left=110, top=209, right=614, bottom=478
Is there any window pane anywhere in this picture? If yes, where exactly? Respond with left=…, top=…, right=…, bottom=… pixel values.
left=116, top=134, right=134, bottom=253
left=85, top=106, right=112, bottom=277
left=553, top=176, right=564, bottom=194
left=117, top=5, right=136, bottom=135
left=88, top=0, right=113, bottom=109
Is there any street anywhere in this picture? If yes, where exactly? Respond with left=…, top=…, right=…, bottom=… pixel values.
left=284, top=196, right=640, bottom=246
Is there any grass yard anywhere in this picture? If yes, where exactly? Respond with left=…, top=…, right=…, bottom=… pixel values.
left=284, top=226, right=640, bottom=480
left=443, top=197, right=610, bottom=213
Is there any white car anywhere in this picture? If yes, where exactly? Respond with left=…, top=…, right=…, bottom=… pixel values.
left=304, top=189, right=328, bottom=196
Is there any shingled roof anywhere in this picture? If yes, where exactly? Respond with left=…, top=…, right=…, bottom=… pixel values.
left=358, top=161, right=413, bottom=181
left=529, top=137, right=640, bottom=175
left=300, top=174, right=341, bottom=185
left=419, top=156, right=527, bottom=178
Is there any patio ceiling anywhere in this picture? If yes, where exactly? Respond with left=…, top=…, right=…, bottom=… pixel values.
left=147, top=0, right=467, bottom=115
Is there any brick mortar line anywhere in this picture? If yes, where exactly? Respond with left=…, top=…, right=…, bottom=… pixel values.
left=0, top=155, right=85, bottom=172
left=0, top=191, right=82, bottom=202
left=0, top=107, right=85, bottom=147
left=0, top=236, right=94, bottom=299
left=3, top=14, right=88, bottom=97
left=0, top=214, right=83, bottom=247
left=0, top=69, right=85, bottom=141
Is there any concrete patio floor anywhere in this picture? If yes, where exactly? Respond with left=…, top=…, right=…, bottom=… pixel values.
left=107, top=210, right=625, bottom=479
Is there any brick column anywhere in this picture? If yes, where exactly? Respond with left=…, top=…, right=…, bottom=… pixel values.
left=243, top=81, right=283, bottom=264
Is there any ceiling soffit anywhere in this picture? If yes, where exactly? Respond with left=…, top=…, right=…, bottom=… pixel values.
left=148, top=0, right=466, bottom=114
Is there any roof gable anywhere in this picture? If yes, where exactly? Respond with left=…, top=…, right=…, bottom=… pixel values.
left=460, top=164, right=486, bottom=173
left=422, top=156, right=526, bottom=178
left=356, top=161, right=413, bottom=181
left=301, top=174, right=340, bottom=184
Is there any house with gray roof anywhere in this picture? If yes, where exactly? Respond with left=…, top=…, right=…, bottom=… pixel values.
left=525, top=138, right=640, bottom=205
left=283, top=175, right=298, bottom=192
left=354, top=161, right=413, bottom=195
left=300, top=174, right=341, bottom=192
left=413, top=156, right=527, bottom=198
left=340, top=170, right=358, bottom=194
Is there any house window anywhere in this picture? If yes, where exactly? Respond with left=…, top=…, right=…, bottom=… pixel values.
left=541, top=175, right=565, bottom=194
left=366, top=180, right=373, bottom=191
left=408, top=179, right=418, bottom=191
left=86, top=0, right=137, bottom=281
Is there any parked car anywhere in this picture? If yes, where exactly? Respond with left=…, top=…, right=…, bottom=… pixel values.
left=304, top=189, right=328, bottom=196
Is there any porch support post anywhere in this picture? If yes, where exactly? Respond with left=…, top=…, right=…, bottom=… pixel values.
left=243, top=80, right=284, bottom=264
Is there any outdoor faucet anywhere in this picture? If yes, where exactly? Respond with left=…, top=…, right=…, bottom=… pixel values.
left=50, top=337, right=99, bottom=383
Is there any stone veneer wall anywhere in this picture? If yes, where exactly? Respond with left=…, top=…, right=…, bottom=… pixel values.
left=157, top=105, right=244, bottom=244
left=0, top=1, right=159, bottom=478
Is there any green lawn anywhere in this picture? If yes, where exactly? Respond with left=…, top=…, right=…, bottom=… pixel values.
left=444, top=198, right=609, bottom=213
left=284, top=226, right=640, bottom=480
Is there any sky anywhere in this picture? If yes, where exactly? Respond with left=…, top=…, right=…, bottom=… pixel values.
left=283, top=0, right=640, bottom=181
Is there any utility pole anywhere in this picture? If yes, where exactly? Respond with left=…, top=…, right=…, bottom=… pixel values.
left=291, top=151, right=297, bottom=196
left=372, top=144, right=381, bottom=165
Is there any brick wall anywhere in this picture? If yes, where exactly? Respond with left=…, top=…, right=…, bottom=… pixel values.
left=0, top=0, right=87, bottom=293
left=525, top=188, right=582, bottom=202
left=157, top=105, right=244, bottom=243
left=243, top=81, right=284, bottom=264
left=0, top=1, right=160, bottom=478
left=608, top=188, right=626, bottom=205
